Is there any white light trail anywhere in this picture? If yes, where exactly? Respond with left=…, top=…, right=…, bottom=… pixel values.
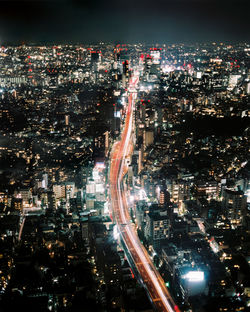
left=114, top=77, right=175, bottom=312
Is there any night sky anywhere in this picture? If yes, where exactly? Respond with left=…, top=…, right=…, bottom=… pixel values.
left=0, top=0, right=249, bottom=44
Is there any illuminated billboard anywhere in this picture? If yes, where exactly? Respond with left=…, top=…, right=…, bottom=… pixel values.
left=113, top=224, right=119, bottom=240
left=183, top=271, right=204, bottom=282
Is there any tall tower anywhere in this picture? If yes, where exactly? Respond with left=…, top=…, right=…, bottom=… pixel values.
left=123, top=60, right=129, bottom=77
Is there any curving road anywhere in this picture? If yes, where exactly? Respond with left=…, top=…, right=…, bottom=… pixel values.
left=109, top=75, right=180, bottom=312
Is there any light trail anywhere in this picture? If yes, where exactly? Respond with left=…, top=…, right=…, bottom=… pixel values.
left=117, top=186, right=174, bottom=312
left=109, top=73, right=180, bottom=312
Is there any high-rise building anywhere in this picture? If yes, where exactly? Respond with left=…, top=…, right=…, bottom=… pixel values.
left=135, top=200, right=147, bottom=231
left=47, top=191, right=56, bottom=211
left=194, top=180, right=218, bottom=200
left=222, top=189, right=247, bottom=226
left=145, top=210, right=170, bottom=248
left=91, top=50, right=101, bottom=74
left=150, top=49, right=161, bottom=64
left=65, top=182, right=75, bottom=197
left=123, top=60, right=129, bottom=77
left=0, top=192, right=8, bottom=212
left=53, top=184, right=66, bottom=200
left=19, top=188, right=32, bottom=208
left=228, top=74, right=241, bottom=90
left=42, top=173, right=48, bottom=189
left=159, top=189, right=170, bottom=207
left=169, top=179, right=191, bottom=203
left=143, top=129, right=154, bottom=149
left=11, top=197, right=23, bottom=211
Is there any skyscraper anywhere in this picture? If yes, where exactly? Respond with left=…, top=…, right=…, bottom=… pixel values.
left=222, top=189, right=247, bottom=227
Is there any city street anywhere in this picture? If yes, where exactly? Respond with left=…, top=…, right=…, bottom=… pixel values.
left=109, top=75, right=180, bottom=312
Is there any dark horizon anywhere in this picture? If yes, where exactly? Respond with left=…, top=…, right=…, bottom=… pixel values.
left=0, top=0, right=249, bottom=45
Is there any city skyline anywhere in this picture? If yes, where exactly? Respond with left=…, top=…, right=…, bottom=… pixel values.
left=0, top=1, right=249, bottom=310
left=0, top=42, right=249, bottom=311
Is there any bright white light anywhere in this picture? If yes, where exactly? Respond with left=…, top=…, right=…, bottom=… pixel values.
left=241, top=161, right=247, bottom=168
left=114, top=111, right=121, bottom=118
left=96, top=183, right=104, bottom=193
left=246, top=189, right=250, bottom=203
left=130, top=195, right=134, bottom=202
left=162, top=65, right=175, bottom=73
left=113, top=225, right=119, bottom=240
left=183, top=271, right=204, bottom=282
left=104, top=202, right=109, bottom=214
left=209, top=238, right=219, bottom=253
left=139, top=86, right=145, bottom=91
left=139, top=189, right=146, bottom=200
left=92, top=169, right=100, bottom=180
